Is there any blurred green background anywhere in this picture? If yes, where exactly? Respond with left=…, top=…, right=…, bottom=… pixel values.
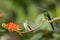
left=0, top=0, right=60, bottom=40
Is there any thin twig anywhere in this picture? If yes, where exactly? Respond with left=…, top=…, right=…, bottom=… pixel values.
left=16, top=26, right=40, bottom=34
left=47, top=17, right=60, bottom=23
left=17, top=20, right=44, bottom=34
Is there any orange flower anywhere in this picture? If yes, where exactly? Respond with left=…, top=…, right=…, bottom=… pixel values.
left=6, top=22, right=19, bottom=32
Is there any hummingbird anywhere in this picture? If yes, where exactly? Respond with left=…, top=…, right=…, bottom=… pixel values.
left=40, top=9, right=54, bottom=30
left=43, top=10, right=54, bottom=30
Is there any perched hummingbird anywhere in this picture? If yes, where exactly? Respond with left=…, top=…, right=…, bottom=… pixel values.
left=42, top=9, right=54, bottom=30
left=41, top=8, right=54, bottom=30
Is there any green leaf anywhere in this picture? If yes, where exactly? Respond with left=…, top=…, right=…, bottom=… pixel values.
left=29, top=33, right=43, bottom=40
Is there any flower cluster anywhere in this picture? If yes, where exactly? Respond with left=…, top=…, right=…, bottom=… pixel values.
left=2, top=22, right=20, bottom=32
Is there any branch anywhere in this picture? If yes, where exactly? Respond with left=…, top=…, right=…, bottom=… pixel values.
left=47, top=17, right=60, bottom=23
left=17, top=17, right=60, bottom=35
left=16, top=26, right=40, bottom=34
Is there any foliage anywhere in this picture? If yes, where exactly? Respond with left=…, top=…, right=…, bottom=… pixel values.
left=0, top=0, right=60, bottom=40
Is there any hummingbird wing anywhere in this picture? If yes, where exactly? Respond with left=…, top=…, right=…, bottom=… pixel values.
left=23, top=21, right=32, bottom=31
